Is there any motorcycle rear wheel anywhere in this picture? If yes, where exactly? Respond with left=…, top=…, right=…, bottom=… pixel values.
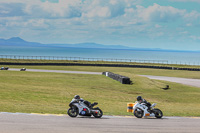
left=92, top=108, right=103, bottom=118
left=133, top=108, right=144, bottom=118
left=67, top=107, right=79, bottom=117
left=153, top=108, right=163, bottom=118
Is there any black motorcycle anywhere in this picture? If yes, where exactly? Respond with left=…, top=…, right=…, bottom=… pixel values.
left=20, top=68, right=26, bottom=71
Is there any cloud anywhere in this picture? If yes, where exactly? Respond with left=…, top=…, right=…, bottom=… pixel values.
left=169, top=0, right=200, bottom=3
left=0, top=3, right=26, bottom=17
left=83, top=6, right=111, bottom=18
left=0, top=0, right=200, bottom=48
left=186, top=23, right=192, bottom=26
left=82, top=0, right=126, bottom=18
left=0, top=0, right=82, bottom=18
left=24, top=0, right=82, bottom=18
left=25, top=19, right=49, bottom=29
left=190, top=35, right=200, bottom=40
left=137, top=3, right=186, bottom=22
left=179, top=31, right=188, bottom=34
left=0, top=0, right=129, bottom=19
left=184, top=10, right=200, bottom=22
left=41, top=0, right=59, bottom=3
left=155, top=24, right=162, bottom=28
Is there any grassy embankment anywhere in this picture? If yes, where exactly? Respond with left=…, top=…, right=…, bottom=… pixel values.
left=1, top=64, right=200, bottom=116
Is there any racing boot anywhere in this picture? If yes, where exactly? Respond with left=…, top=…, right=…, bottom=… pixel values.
left=90, top=102, right=98, bottom=108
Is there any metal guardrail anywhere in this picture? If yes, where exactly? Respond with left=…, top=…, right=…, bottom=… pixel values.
left=0, top=55, right=169, bottom=64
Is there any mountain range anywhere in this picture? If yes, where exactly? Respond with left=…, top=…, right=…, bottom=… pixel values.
left=0, top=37, right=197, bottom=52
left=0, top=37, right=132, bottom=49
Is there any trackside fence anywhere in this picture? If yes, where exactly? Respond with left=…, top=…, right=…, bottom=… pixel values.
left=0, top=55, right=200, bottom=66
left=0, top=55, right=169, bottom=64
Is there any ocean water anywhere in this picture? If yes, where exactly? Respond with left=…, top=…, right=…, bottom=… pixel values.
left=0, top=46, right=200, bottom=65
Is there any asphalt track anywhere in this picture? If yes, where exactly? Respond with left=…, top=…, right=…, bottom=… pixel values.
left=140, top=75, right=200, bottom=88
left=0, top=112, right=200, bottom=133
left=8, top=68, right=102, bottom=75
left=8, top=68, right=200, bottom=88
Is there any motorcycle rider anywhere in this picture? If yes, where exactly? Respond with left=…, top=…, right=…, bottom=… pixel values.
left=137, top=96, right=151, bottom=111
left=71, top=95, right=94, bottom=108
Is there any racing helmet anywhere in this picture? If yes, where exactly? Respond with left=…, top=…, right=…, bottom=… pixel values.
left=74, top=95, right=80, bottom=100
left=137, top=96, right=142, bottom=101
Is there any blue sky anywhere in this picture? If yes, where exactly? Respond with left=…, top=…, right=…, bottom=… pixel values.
left=0, top=0, right=200, bottom=50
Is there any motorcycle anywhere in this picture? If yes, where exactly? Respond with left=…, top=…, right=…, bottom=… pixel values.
left=67, top=100, right=103, bottom=118
left=1, top=67, right=9, bottom=70
left=133, top=102, right=163, bottom=118
left=20, top=68, right=26, bottom=71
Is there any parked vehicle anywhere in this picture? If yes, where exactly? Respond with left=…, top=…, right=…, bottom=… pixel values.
left=20, top=68, right=26, bottom=71
left=1, top=67, right=9, bottom=70
left=133, top=102, right=163, bottom=118
left=67, top=100, right=103, bottom=118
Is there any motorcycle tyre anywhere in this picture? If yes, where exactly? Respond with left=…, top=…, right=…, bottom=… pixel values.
left=92, top=108, right=103, bottom=118
left=133, top=108, right=144, bottom=118
left=153, top=108, right=163, bottom=118
left=67, top=107, right=79, bottom=118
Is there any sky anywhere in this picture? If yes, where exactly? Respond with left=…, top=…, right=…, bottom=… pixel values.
left=0, top=0, right=200, bottom=50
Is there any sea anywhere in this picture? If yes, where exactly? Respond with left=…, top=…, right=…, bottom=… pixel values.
left=0, top=46, right=200, bottom=65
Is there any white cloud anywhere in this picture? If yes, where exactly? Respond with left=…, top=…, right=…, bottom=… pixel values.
left=137, top=3, right=186, bottom=22
left=155, top=24, right=162, bottom=28
left=83, top=6, right=111, bottom=18
left=82, top=0, right=126, bottom=18
left=169, top=0, right=200, bottom=3
left=42, top=0, right=82, bottom=18
left=0, top=0, right=200, bottom=47
left=184, top=10, right=200, bottom=21
left=179, top=31, right=188, bottom=34
left=25, top=19, right=49, bottom=29
left=0, top=0, right=82, bottom=18
left=0, top=0, right=128, bottom=19
left=25, top=0, right=82, bottom=18
left=186, top=23, right=192, bottom=26
left=190, top=35, right=200, bottom=40
left=110, top=0, right=117, bottom=5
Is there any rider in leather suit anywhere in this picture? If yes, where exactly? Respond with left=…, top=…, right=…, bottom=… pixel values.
left=137, top=96, right=151, bottom=111
left=72, top=95, right=94, bottom=108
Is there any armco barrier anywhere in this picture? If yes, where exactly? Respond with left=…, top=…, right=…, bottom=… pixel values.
left=0, top=62, right=200, bottom=71
left=102, top=72, right=131, bottom=84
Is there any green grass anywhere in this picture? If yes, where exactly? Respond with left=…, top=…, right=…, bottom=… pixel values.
left=0, top=69, right=200, bottom=116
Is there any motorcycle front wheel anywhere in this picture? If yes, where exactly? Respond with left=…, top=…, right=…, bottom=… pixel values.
left=67, top=107, right=79, bottom=117
left=92, top=108, right=103, bottom=118
left=133, top=108, right=144, bottom=118
left=153, top=108, right=163, bottom=118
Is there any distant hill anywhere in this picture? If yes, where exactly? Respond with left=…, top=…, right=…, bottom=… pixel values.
left=53, top=42, right=131, bottom=49
left=0, top=37, right=131, bottom=49
left=0, top=37, right=42, bottom=47
left=0, top=37, right=198, bottom=52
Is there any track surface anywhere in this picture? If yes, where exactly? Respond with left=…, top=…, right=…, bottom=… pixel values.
left=8, top=68, right=200, bottom=88
left=140, top=75, right=200, bottom=88
left=0, top=112, right=200, bottom=133
left=9, top=68, right=102, bottom=75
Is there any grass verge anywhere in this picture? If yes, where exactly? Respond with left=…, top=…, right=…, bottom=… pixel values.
left=0, top=70, right=200, bottom=116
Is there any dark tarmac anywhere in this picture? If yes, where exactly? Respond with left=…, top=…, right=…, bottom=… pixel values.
left=0, top=112, right=200, bottom=133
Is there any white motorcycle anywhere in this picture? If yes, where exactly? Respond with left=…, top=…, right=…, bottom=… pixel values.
left=67, top=100, right=103, bottom=118
left=133, top=102, right=163, bottom=118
